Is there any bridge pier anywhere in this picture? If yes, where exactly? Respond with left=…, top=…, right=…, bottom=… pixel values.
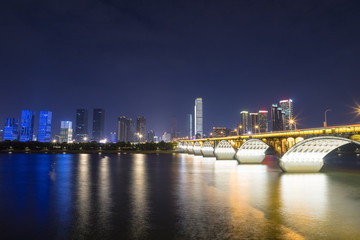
left=201, top=141, right=215, bottom=157
left=214, top=140, right=236, bottom=160
left=193, top=142, right=203, bottom=156
left=235, top=139, right=269, bottom=164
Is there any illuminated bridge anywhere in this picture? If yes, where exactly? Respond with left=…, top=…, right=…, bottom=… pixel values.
left=178, top=124, right=360, bottom=173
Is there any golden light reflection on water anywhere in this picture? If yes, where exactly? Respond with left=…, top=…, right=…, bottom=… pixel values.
left=77, top=154, right=90, bottom=233
left=130, top=154, right=148, bottom=239
left=98, top=156, right=110, bottom=228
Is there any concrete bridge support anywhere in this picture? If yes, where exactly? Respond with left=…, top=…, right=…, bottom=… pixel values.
left=280, top=136, right=360, bottom=172
left=187, top=142, right=194, bottom=155
left=193, top=142, right=203, bottom=156
left=235, top=139, right=270, bottom=164
left=214, top=140, right=236, bottom=160
left=201, top=141, right=215, bottom=157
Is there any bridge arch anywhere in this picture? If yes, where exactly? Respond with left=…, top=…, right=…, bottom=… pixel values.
left=214, top=140, right=236, bottom=160
left=280, top=136, right=360, bottom=172
left=201, top=141, right=215, bottom=157
left=193, top=142, right=203, bottom=156
left=187, top=142, right=194, bottom=154
left=235, top=139, right=270, bottom=164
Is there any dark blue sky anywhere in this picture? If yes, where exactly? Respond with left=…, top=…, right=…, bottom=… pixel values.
left=1, top=0, right=360, bottom=137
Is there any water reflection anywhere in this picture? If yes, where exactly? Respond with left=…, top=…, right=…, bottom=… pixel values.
left=98, top=156, right=111, bottom=232
left=76, top=154, right=90, bottom=235
left=130, top=154, right=149, bottom=239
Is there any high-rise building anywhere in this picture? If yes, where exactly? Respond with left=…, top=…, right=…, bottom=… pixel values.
left=109, top=132, right=117, bottom=143
left=37, top=111, right=52, bottom=142
left=194, top=98, right=203, bottom=138
left=128, top=118, right=135, bottom=142
left=271, top=105, right=284, bottom=131
left=213, top=127, right=231, bottom=138
left=92, top=108, right=105, bottom=142
left=187, top=114, right=192, bottom=139
left=19, top=110, right=35, bottom=142
left=258, top=110, right=268, bottom=133
left=240, top=111, right=249, bottom=134
left=60, top=121, right=73, bottom=143
left=4, top=118, right=19, bottom=141
left=250, top=113, right=259, bottom=133
left=117, top=116, right=130, bottom=142
left=279, top=99, right=294, bottom=130
left=147, top=130, right=155, bottom=142
left=75, top=109, right=88, bottom=142
left=136, top=116, right=146, bottom=142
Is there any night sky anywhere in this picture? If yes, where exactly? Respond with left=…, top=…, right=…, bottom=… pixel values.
left=1, top=0, right=360, bottom=137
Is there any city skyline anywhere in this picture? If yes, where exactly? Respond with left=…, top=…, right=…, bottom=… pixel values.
left=1, top=1, right=360, bottom=137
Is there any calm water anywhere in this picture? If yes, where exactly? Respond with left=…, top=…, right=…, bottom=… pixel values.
left=0, top=153, right=360, bottom=239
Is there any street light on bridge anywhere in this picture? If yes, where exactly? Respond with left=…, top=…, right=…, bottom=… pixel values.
left=324, top=109, right=332, bottom=127
left=289, top=119, right=297, bottom=130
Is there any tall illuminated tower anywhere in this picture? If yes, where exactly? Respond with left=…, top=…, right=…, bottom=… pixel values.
left=4, top=118, right=19, bottom=141
left=250, top=113, right=259, bottom=133
left=240, top=111, right=249, bottom=134
left=92, top=108, right=105, bottom=142
left=38, top=111, right=52, bottom=142
left=194, top=98, right=203, bottom=138
left=136, top=116, right=146, bottom=142
left=75, top=109, right=88, bottom=142
left=60, top=121, right=73, bottom=143
left=19, top=110, right=35, bottom=142
left=258, top=110, right=268, bottom=133
left=187, top=114, right=192, bottom=139
left=279, top=99, right=294, bottom=130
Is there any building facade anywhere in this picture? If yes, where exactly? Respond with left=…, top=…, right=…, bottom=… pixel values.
left=117, top=116, right=131, bottom=142
left=258, top=110, right=268, bottom=133
left=92, top=108, right=105, bottom=142
left=19, top=110, right=35, bottom=142
left=4, top=118, right=19, bottom=141
left=213, top=127, right=231, bottom=138
left=240, top=111, right=249, bottom=134
left=250, top=113, right=259, bottom=133
left=147, top=130, right=155, bottom=142
left=279, top=99, right=294, bottom=130
left=194, top=98, right=203, bottom=138
left=187, top=114, right=192, bottom=139
left=38, top=111, right=52, bottom=142
left=75, top=109, right=88, bottom=142
left=136, top=116, right=146, bottom=142
left=60, top=121, right=73, bottom=143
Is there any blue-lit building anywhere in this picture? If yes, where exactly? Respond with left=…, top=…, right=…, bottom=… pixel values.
left=19, top=110, right=35, bottom=142
left=4, top=118, right=19, bottom=141
left=38, top=111, right=52, bottom=142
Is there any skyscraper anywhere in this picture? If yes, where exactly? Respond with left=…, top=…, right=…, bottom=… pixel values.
left=147, top=130, right=155, bottom=142
left=258, top=110, right=268, bottom=133
left=37, top=111, right=52, bottom=142
left=92, top=108, right=105, bottom=142
left=272, top=105, right=284, bottom=132
left=19, top=110, right=35, bottom=142
left=250, top=113, right=259, bottom=133
left=117, top=116, right=129, bottom=142
left=4, top=118, right=19, bottom=141
left=194, top=98, right=203, bottom=138
left=75, top=109, right=88, bottom=142
left=240, top=111, right=249, bottom=134
left=279, top=99, right=294, bottom=130
left=136, top=116, right=146, bottom=142
left=60, top=121, right=73, bottom=143
left=187, top=114, right=192, bottom=139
